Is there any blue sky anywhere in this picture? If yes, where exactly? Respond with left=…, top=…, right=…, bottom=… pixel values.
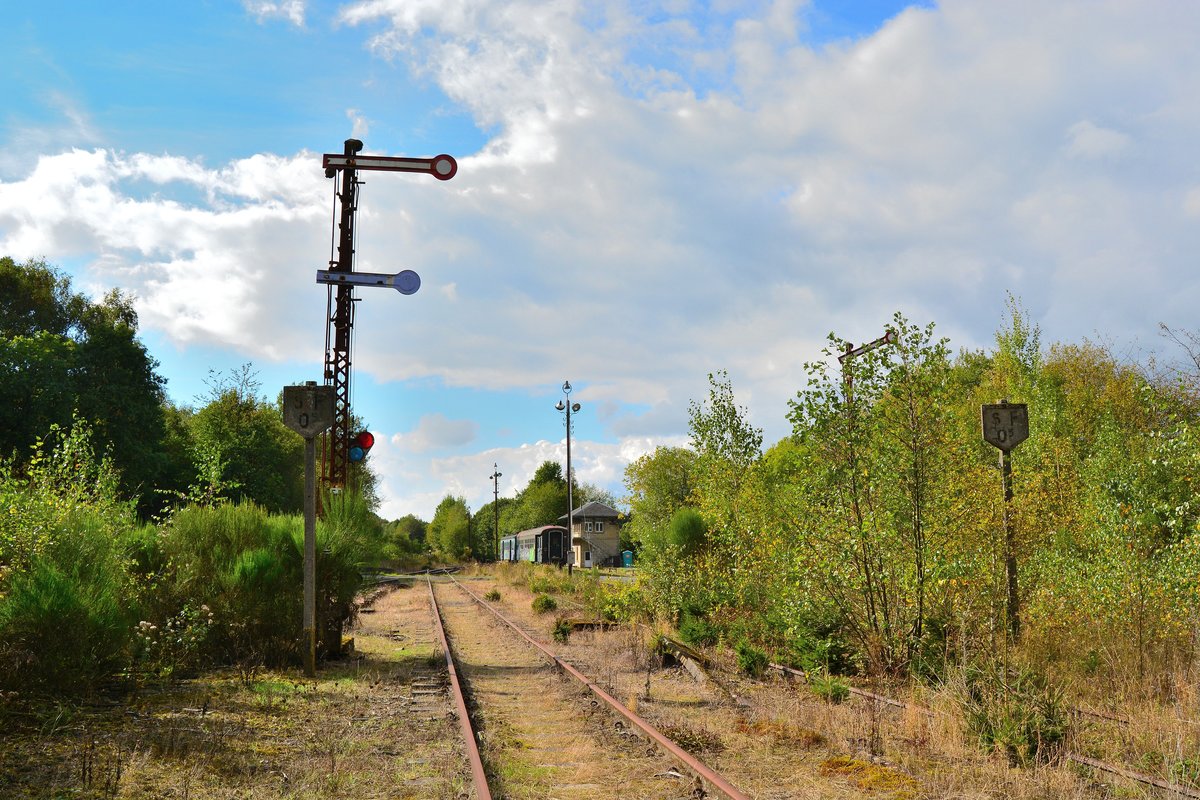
left=3, top=1, right=1198, bottom=520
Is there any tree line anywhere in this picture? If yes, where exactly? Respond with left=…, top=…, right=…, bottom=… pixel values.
left=0, top=256, right=377, bottom=519
left=625, top=304, right=1200, bottom=688
left=0, top=256, right=409, bottom=698
left=422, top=461, right=621, bottom=562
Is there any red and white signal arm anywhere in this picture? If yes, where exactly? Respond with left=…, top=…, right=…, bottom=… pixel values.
left=321, top=152, right=457, bottom=181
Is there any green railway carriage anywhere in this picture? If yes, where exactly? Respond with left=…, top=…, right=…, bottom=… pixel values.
left=499, top=525, right=569, bottom=566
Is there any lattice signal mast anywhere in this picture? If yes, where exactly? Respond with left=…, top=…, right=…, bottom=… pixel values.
left=319, top=138, right=457, bottom=491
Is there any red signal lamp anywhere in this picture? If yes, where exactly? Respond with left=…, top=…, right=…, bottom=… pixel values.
left=349, top=431, right=375, bottom=462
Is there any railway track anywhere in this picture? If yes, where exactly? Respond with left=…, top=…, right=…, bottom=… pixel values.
left=402, top=568, right=1200, bottom=799
left=425, top=573, right=751, bottom=799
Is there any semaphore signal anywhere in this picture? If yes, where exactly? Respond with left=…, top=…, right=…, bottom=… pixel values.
left=317, top=138, right=456, bottom=494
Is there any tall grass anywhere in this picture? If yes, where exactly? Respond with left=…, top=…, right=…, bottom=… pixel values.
left=0, top=422, right=141, bottom=696
left=159, top=493, right=383, bottom=665
left=0, top=556, right=130, bottom=694
left=0, top=418, right=388, bottom=700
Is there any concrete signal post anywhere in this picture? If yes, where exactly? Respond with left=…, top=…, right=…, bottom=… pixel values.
left=982, top=399, right=1030, bottom=642
left=283, top=382, right=336, bottom=677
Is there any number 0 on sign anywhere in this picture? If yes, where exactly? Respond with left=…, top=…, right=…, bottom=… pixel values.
left=981, top=402, right=1029, bottom=451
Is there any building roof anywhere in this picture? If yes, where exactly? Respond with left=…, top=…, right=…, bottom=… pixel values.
left=557, top=500, right=620, bottom=523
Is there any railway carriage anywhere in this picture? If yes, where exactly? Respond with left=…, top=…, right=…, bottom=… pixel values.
left=499, top=525, right=569, bottom=565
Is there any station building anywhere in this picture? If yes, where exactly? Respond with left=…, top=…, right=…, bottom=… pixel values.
left=558, top=501, right=624, bottom=568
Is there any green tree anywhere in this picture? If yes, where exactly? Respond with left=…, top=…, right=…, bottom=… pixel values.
left=390, top=514, right=428, bottom=547
left=0, top=256, right=84, bottom=338
left=0, top=332, right=77, bottom=460
left=786, top=315, right=960, bottom=672
left=501, top=461, right=568, bottom=534
left=575, top=481, right=618, bottom=509
left=473, top=497, right=513, bottom=561
left=623, top=446, right=696, bottom=550
left=0, top=257, right=169, bottom=514
left=429, top=495, right=471, bottom=560
left=688, top=370, right=763, bottom=540
left=188, top=367, right=303, bottom=513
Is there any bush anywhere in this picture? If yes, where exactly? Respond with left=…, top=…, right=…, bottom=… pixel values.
left=809, top=671, right=850, bottom=704
left=0, top=559, right=130, bottom=695
left=679, top=610, right=718, bottom=647
left=528, top=574, right=557, bottom=594
left=736, top=639, right=769, bottom=678
left=668, top=506, right=707, bottom=556
left=160, top=495, right=374, bottom=666
left=484, top=589, right=501, bottom=602
left=553, top=618, right=572, bottom=644
left=532, top=594, right=557, bottom=614
left=0, top=421, right=141, bottom=698
left=132, top=603, right=214, bottom=681
left=596, top=581, right=651, bottom=623
left=958, top=662, right=1067, bottom=766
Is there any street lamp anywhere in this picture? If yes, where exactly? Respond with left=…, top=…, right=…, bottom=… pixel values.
left=489, top=463, right=502, bottom=562
left=555, top=380, right=581, bottom=571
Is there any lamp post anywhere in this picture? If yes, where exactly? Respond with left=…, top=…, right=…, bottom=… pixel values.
left=555, top=381, right=581, bottom=572
left=489, top=463, right=502, bottom=562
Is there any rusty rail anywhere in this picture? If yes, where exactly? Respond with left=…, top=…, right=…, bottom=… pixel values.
left=425, top=576, right=492, bottom=800
left=447, top=573, right=752, bottom=800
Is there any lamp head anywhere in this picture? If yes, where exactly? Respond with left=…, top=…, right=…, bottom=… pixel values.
left=572, top=403, right=581, bottom=412
left=555, top=400, right=566, bottom=411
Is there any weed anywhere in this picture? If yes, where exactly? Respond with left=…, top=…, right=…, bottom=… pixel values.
left=735, top=640, right=768, bottom=678
left=820, top=755, right=919, bottom=797
left=1171, top=757, right=1200, bottom=789
left=957, top=661, right=1067, bottom=766
left=528, top=575, right=558, bottom=595
left=736, top=718, right=825, bottom=748
left=658, top=722, right=725, bottom=755
left=484, top=589, right=501, bottom=602
left=552, top=618, right=572, bottom=644
left=532, top=594, right=557, bottom=614
left=810, top=671, right=851, bottom=704
left=679, top=610, right=718, bottom=647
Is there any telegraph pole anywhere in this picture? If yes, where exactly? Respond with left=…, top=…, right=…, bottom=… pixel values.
left=555, top=382, right=581, bottom=572
left=489, top=464, right=502, bottom=562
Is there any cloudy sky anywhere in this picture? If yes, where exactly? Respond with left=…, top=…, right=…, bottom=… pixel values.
left=2, top=1, right=1198, bottom=521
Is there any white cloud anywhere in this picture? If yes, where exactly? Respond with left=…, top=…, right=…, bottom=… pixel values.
left=244, top=0, right=306, bottom=27
left=392, top=413, right=479, bottom=453
left=1064, top=120, right=1131, bottom=159
left=6, top=1, right=1200, bottom=520
left=346, top=108, right=370, bottom=139
left=0, top=148, right=329, bottom=357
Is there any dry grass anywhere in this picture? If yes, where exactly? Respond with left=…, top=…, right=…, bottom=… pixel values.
left=0, top=581, right=471, bottom=799
left=466, top=565, right=1200, bottom=799
left=431, top=577, right=685, bottom=799
left=8, top=566, right=1192, bottom=799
